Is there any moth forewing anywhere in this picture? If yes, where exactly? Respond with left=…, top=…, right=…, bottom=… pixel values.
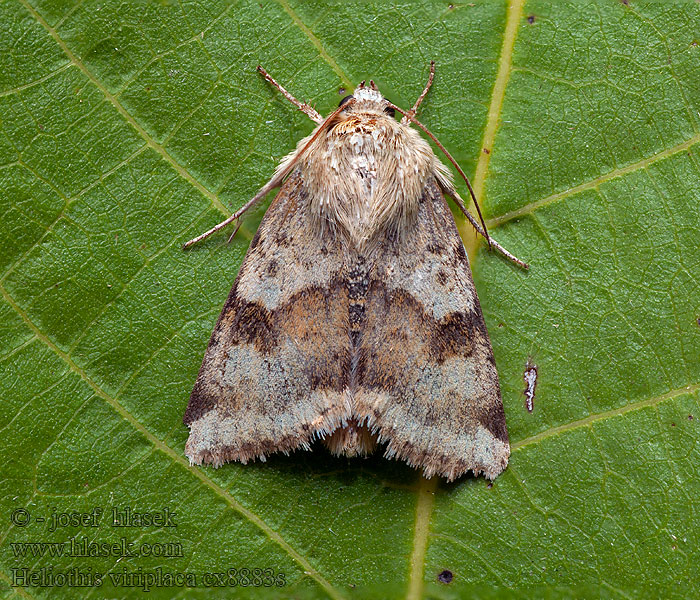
left=184, top=69, right=518, bottom=480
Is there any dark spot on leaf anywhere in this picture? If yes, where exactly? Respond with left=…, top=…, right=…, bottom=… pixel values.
left=448, top=3, right=454, bottom=9
left=696, top=317, right=700, bottom=327
left=671, top=423, right=676, bottom=427
left=438, top=569, right=453, bottom=584
left=497, top=322, right=504, bottom=328
left=483, top=148, right=490, bottom=154
left=487, top=482, right=493, bottom=489
left=338, top=87, right=346, bottom=95
left=527, top=14, right=535, bottom=24
left=621, top=0, right=629, bottom=5
left=689, top=415, right=694, bottom=420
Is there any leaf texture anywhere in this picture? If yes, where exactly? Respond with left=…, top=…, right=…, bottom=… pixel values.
left=1, top=1, right=699, bottom=598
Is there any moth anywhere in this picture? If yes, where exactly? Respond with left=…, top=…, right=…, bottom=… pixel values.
left=183, top=64, right=527, bottom=481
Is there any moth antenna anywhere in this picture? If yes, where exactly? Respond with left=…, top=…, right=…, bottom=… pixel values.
left=386, top=101, right=491, bottom=248
left=183, top=99, right=356, bottom=249
left=401, top=61, right=435, bottom=125
left=256, top=65, right=322, bottom=124
left=369, top=80, right=377, bottom=90
left=359, top=80, right=366, bottom=88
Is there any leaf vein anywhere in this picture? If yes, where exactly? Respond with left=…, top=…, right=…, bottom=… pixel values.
left=0, top=281, right=346, bottom=600
left=488, top=133, right=700, bottom=227
left=275, top=0, right=353, bottom=89
left=19, top=0, right=231, bottom=218
left=513, top=381, right=700, bottom=451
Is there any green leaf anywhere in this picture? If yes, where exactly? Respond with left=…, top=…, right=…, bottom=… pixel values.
left=1, top=1, right=699, bottom=598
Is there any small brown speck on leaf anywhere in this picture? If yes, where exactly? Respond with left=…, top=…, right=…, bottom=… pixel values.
left=689, top=415, right=694, bottom=421
left=483, top=148, right=490, bottom=154
left=527, top=14, right=535, bottom=24
left=487, top=482, right=493, bottom=489
left=696, top=317, right=700, bottom=327
left=338, top=87, right=346, bottom=95
left=438, top=569, right=454, bottom=584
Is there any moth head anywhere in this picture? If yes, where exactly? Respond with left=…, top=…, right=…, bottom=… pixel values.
left=338, top=80, right=395, bottom=118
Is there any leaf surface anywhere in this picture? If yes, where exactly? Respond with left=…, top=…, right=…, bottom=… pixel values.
left=1, top=1, right=699, bottom=598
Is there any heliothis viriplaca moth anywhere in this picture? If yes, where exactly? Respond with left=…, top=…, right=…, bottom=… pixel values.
left=183, top=64, right=527, bottom=480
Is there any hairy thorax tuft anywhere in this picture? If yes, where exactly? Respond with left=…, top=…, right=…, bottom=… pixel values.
left=300, top=112, right=437, bottom=249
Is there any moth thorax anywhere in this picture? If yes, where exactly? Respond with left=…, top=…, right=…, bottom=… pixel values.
left=303, top=121, right=434, bottom=248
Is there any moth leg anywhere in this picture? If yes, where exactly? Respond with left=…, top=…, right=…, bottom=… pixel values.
left=444, top=188, right=530, bottom=270
left=257, top=66, right=323, bottom=124
left=401, top=60, right=435, bottom=125
left=182, top=174, right=281, bottom=249
left=226, top=219, right=243, bottom=244
left=185, top=70, right=341, bottom=249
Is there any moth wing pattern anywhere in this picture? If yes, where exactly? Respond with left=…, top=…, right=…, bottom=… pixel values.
left=354, top=177, right=510, bottom=480
left=184, top=69, right=516, bottom=481
left=184, top=171, right=353, bottom=466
